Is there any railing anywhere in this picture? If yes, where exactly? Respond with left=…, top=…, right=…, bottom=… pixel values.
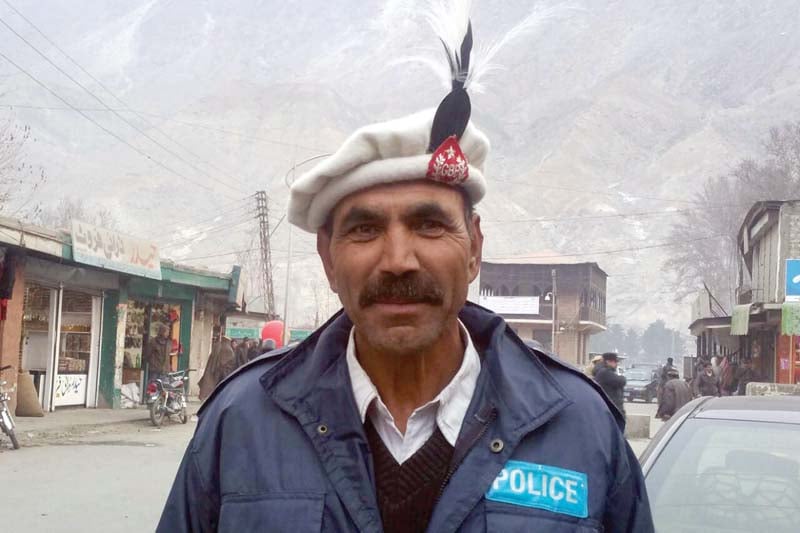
left=579, top=307, right=606, bottom=325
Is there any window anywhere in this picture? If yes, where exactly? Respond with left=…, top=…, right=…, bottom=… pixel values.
left=645, top=418, right=800, bottom=533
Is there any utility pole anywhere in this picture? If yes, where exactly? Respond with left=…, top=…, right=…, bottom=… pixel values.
left=551, top=268, right=558, bottom=354
left=255, top=191, right=275, bottom=316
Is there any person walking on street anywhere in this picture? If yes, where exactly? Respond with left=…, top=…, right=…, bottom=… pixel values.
left=158, top=8, right=653, bottom=531
left=594, top=352, right=627, bottom=415
left=584, top=354, right=603, bottom=377
left=655, top=368, right=692, bottom=420
left=657, top=356, right=676, bottom=404
left=735, top=360, right=760, bottom=396
left=145, top=324, right=171, bottom=381
left=693, top=361, right=719, bottom=397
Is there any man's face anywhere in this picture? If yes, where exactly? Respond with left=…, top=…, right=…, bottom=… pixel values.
left=607, top=359, right=618, bottom=369
left=704, top=365, right=713, bottom=375
left=317, top=180, right=483, bottom=356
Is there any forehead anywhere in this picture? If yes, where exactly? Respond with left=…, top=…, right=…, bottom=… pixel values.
left=329, top=180, right=464, bottom=223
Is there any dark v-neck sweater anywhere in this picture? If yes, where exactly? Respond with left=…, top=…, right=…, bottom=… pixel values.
left=365, top=419, right=455, bottom=533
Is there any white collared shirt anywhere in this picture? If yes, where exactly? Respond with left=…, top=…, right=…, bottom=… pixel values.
left=346, top=322, right=481, bottom=464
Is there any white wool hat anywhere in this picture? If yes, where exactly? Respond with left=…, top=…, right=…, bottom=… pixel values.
left=288, top=109, right=490, bottom=233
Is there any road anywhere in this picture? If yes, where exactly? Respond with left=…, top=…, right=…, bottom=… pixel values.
left=1, top=401, right=661, bottom=532
left=0, top=417, right=194, bottom=533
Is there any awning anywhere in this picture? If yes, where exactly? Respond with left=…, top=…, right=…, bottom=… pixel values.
left=781, top=302, right=800, bottom=335
left=730, top=305, right=751, bottom=335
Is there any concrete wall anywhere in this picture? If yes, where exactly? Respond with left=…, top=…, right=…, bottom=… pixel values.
left=0, top=262, right=25, bottom=414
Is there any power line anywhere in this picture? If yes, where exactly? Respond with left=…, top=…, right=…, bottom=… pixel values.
left=0, top=103, right=332, bottom=153
left=159, top=215, right=257, bottom=250
left=0, top=13, right=248, bottom=197
left=484, top=234, right=724, bottom=262
left=0, top=49, right=237, bottom=197
left=482, top=203, right=750, bottom=227
left=137, top=193, right=256, bottom=235
left=490, top=178, right=709, bottom=206
left=177, top=247, right=317, bottom=262
left=2, top=0, right=249, bottom=191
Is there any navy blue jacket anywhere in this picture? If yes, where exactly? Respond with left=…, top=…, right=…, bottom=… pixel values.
left=159, top=304, right=653, bottom=532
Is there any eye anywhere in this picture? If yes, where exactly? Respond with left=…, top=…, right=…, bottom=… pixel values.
left=348, top=224, right=379, bottom=240
left=416, top=219, right=446, bottom=236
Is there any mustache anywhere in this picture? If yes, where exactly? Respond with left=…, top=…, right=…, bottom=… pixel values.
left=359, top=273, right=445, bottom=307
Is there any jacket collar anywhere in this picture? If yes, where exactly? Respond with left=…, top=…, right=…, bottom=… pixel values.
left=260, top=302, right=574, bottom=532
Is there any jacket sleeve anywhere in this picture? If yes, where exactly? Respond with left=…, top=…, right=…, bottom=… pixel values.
left=157, top=439, right=219, bottom=532
left=603, top=439, right=655, bottom=533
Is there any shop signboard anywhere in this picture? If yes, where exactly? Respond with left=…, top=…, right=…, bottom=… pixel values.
left=71, top=220, right=162, bottom=280
left=226, top=315, right=264, bottom=339
left=289, top=329, right=312, bottom=343
left=53, top=374, right=87, bottom=406
left=786, top=259, right=800, bottom=302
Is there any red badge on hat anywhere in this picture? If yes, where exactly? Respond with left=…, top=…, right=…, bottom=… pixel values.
left=427, top=135, right=469, bottom=184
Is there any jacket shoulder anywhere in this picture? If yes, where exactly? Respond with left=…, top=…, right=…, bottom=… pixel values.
left=531, top=348, right=626, bottom=428
left=197, top=346, right=293, bottom=416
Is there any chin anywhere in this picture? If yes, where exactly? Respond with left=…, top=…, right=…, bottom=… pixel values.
left=362, top=323, right=441, bottom=356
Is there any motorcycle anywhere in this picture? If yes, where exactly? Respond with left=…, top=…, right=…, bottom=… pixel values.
left=0, top=365, right=19, bottom=449
left=145, top=369, right=193, bottom=427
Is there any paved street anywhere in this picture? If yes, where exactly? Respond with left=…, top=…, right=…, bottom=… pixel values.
left=0, top=414, right=195, bottom=533
left=0, top=400, right=662, bottom=532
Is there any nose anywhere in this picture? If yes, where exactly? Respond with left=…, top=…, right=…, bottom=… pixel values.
left=379, top=226, right=420, bottom=276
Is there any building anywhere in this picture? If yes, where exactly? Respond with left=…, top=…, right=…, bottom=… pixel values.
left=0, top=216, right=243, bottom=412
left=478, top=259, right=607, bottom=366
left=689, top=200, right=800, bottom=385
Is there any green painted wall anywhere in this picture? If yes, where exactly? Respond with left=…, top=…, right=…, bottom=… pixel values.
left=179, top=301, right=192, bottom=371
left=99, top=291, right=120, bottom=408
left=128, top=277, right=196, bottom=302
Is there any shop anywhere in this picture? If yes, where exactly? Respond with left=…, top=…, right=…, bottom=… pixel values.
left=18, top=256, right=118, bottom=411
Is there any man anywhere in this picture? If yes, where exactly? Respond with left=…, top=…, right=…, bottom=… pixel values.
left=735, top=359, right=760, bottom=396
left=594, top=352, right=627, bottom=415
left=659, top=357, right=675, bottom=388
left=158, top=8, right=652, bottom=532
left=144, top=324, right=171, bottom=380
left=585, top=354, right=603, bottom=377
left=234, top=337, right=251, bottom=368
left=655, top=368, right=691, bottom=420
left=693, top=361, right=719, bottom=397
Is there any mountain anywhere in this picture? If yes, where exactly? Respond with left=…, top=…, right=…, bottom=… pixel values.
left=3, top=0, right=800, bottom=329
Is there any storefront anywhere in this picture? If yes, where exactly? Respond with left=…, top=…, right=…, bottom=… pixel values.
left=18, top=256, right=118, bottom=411
left=122, top=299, right=184, bottom=398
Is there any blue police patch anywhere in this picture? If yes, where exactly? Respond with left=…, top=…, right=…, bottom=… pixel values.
left=486, top=460, right=589, bottom=518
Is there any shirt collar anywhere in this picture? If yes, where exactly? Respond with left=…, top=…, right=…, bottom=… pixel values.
left=345, top=321, right=481, bottom=446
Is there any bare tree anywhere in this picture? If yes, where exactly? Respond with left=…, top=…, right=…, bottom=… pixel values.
left=665, top=122, right=800, bottom=311
left=34, top=197, right=118, bottom=231
left=0, top=113, right=46, bottom=214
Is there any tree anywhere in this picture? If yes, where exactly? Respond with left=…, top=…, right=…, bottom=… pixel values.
left=0, top=113, right=46, bottom=213
left=34, top=197, right=117, bottom=231
left=664, top=122, right=800, bottom=311
left=641, top=319, right=671, bottom=360
left=623, top=328, right=641, bottom=359
left=589, top=323, right=625, bottom=353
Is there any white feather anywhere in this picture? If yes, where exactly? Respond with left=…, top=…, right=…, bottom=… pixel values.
left=424, top=0, right=473, bottom=82
left=467, top=4, right=582, bottom=91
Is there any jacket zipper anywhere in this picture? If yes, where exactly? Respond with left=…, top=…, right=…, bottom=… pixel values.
left=436, top=406, right=498, bottom=502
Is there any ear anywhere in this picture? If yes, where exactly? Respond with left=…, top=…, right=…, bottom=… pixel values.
left=467, top=213, right=483, bottom=283
left=316, top=230, right=338, bottom=293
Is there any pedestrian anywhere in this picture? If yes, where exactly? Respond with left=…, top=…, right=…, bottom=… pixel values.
left=158, top=8, right=653, bottom=531
left=735, top=359, right=760, bottom=396
left=655, top=368, right=692, bottom=420
left=584, top=354, right=603, bottom=377
left=693, top=361, right=719, bottom=397
left=144, top=324, right=171, bottom=382
left=198, top=340, right=220, bottom=402
left=256, top=338, right=277, bottom=360
left=234, top=337, right=250, bottom=368
left=594, top=352, right=627, bottom=415
left=247, top=339, right=261, bottom=361
left=215, top=335, right=237, bottom=382
left=657, top=356, right=676, bottom=404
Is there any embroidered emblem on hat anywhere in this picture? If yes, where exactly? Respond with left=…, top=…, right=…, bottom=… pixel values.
left=427, top=135, right=469, bottom=184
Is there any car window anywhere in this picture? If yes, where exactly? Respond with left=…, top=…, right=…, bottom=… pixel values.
left=625, top=370, right=650, bottom=380
left=645, top=418, right=800, bottom=533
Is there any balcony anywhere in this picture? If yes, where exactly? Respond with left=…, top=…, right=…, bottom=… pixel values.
left=579, top=306, right=606, bottom=326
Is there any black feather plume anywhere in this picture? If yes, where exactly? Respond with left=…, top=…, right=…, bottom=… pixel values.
left=429, top=20, right=473, bottom=152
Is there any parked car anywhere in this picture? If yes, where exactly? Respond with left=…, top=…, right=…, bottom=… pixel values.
left=622, top=367, right=658, bottom=403
left=639, top=395, right=800, bottom=533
